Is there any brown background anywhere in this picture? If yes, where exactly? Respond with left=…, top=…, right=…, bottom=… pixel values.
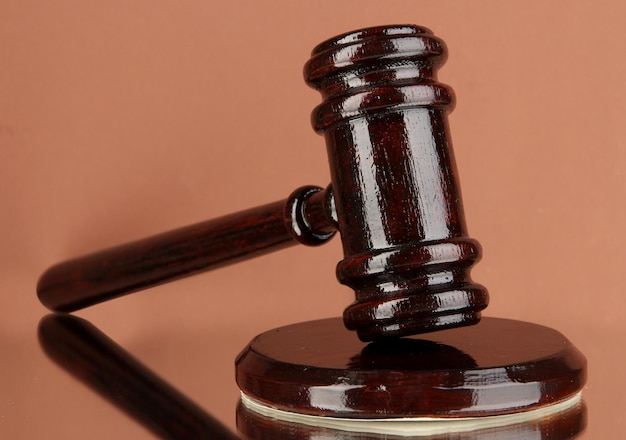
left=1, top=0, right=624, bottom=438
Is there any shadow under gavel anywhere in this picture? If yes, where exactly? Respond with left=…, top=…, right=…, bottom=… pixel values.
left=37, top=25, right=489, bottom=342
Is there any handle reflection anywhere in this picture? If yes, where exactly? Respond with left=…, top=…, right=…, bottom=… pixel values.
left=38, top=314, right=237, bottom=440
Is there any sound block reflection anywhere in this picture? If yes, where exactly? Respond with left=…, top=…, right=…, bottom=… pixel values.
left=236, top=396, right=586, bottom=439
left=236, top=317, right=586, bottom=419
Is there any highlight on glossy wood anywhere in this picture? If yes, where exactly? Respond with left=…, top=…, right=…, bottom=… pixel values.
left=236, top=317, right=586, bottom=419
left=305, top=25, right=489, bottom=340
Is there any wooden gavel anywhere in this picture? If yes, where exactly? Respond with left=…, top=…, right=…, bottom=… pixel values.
left=37, top=25, right=489, bottom=342
left=38, top=25, right=587, bottom=428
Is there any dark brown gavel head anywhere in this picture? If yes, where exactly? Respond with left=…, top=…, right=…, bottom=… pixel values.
left=305, top=25, right=488, bottom=341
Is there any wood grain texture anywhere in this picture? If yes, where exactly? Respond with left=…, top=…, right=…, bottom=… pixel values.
left=305, top=25, right=488, bottom=340
left=37, top=186, right=335, bottom=311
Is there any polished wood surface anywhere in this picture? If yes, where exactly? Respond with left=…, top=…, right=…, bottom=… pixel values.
left=305, top=25, right=488, bottom=340
left=37, top=186, right=336, bottom=312
left=236, top=317, right=586, bottom=418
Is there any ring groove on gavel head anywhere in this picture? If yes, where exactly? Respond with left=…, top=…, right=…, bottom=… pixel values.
left=304, top=24, right=489, bottom=341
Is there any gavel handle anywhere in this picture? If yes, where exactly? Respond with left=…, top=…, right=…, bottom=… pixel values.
left=37, top=186, right=336, bottom=312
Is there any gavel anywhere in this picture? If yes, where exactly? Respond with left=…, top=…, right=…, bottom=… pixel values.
left=37, top=24, right=488, bottom=342
left=38, top=24, right=586, bottom=428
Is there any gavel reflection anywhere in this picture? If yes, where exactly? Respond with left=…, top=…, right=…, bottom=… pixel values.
left=37, top=25, right=488, bottom=342
left=38, top=315, right=238, bottom=439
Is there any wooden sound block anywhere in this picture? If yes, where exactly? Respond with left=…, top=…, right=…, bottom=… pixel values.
left=236, top=317, right=586, bottom=420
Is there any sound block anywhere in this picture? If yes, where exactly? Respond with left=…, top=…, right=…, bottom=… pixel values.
left=235, top=317, right=586, bottom=419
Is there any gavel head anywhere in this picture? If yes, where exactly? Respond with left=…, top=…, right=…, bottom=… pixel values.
left=304, top=25, right=489, bottom=341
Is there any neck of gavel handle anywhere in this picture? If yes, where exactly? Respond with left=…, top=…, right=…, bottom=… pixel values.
left=37, top=186, right=336, bottom=312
